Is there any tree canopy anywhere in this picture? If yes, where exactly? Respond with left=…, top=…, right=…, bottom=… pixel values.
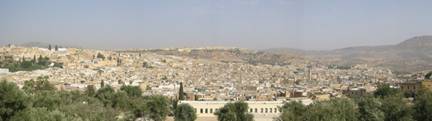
left=357, top=96, right=385, bottom=121
left=174, top=103, right=197, bottom=121
left=303, top=98, right=359, bottom=121
left=215, top=101, right=253, bottom=121
left=413, top=89, right=432, bottom=121
left=279, top=101, right=306, bottom=121
left=425, top=71, right=432, bottom=79
left=142, top=95, right=170, bottom=121
left=0, top=80, right=28, bottom=121
left=374, top=84, right=401, bottom=98
left=0, top=77, right=176, bottom=121
left=120, top=85, right=142, bottom=97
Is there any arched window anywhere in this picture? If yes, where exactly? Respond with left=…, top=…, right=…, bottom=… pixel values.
left=200, top=108, right=203, bottom=114
left=210, top=108, right=213, bottom=113
left=255, top=108, right=258, bottom=113
left=205, top=108, right=208, bottom=113
left=249, top=108, right=253, bottom=113
left=265, top=108, right=268, bottom=113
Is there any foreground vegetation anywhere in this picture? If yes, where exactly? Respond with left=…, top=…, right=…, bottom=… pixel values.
left=1, top=76, right=432, bottom=121
left=277, top=84, right=432, bottom=121
left=215, top=101, right=253, bottom=121
left=0, top=77, right=175, bottom=121
left=0, top=56, right=62, bottom=72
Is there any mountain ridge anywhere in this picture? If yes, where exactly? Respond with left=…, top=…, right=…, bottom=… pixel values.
left=264, top=35, right=432, bottom=73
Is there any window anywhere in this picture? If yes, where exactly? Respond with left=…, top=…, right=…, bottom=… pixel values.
left=255, top=108, right=258, bottom=113
left=265, top=108, right=268, bottom=113
left=270, top=108, right=272, bottom=113
left=249, top=108, right=253, bottom=113
left=205, top=108, right=208, bottom=113
left=261, top=108, right=263, bottom=113
left=200, top=109, right=203, bottom=114
left=210, top=109, right=213, bottom=113
left=275, top=108, right=278, bottom=113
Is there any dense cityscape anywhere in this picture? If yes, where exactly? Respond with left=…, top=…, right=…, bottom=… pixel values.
left=2, top=1, right=432, bottom=121
left=0, top=42, right=431, bottom=121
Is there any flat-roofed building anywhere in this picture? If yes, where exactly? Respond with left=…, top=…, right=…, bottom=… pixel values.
left=179, top=101, right=285, bottom=120
left=421, top=80, right=432, bottom=90
left=399, top=80, right=432, bottom=97
left=400, top=81, right=419, bottom=96
left=343, top=88, right=367, bottom=98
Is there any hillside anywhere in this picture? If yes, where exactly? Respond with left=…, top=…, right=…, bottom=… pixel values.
left=265, top=36, right=432, bottom=73
left=121, top=48, right=307, bottom=66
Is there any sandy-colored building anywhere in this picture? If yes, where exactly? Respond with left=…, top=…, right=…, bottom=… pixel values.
left=399, top=80, right=432, bottom=96
left=179, top=101, right=284, bottom=121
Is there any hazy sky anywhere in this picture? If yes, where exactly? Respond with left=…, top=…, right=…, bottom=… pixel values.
left=1, top=0, right=432, bottom=50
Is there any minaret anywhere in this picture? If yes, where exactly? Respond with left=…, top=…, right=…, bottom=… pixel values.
left=307, top=65, right=312, bottom=81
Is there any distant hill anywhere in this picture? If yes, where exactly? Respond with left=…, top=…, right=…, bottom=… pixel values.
left=5, top=36, right=431, bottom=73
left=265, top=36, right=432, bottom=73
left=11, top=41, right=79, bottom=49
left=123, top=48, right=307, bottom=66
left=18, top=42, right=51, bottom=48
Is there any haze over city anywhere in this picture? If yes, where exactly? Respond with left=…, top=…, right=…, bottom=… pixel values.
left=1, top=0, right=432, bottom=50
left=2, top=1, right=432, bottom=121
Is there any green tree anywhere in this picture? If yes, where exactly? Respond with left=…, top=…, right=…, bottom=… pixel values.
left=215, top=103, right=238, bottom=121
left=374, top=84, right=401, bottom=98
left=32, top=55, right=37, bottom=64
left=425, top=71, right=432, bottom=79
left=96, top=53, right=105, bottom=60
left=85, top=85, right=96, bottom=96
left=22, top=76, right=55, bottom=94
left=37, top=56, right=49, bottom=66
left=21, top=60, right=33, bottom=69
left=174, top=103, right=196, bottom=121
left=413, top=88, right=432, bottom=121
left=178, top=82, right=185, bottom=100
left=112, top=91, right=131, bottom=110
left=120, top=85, right=142, bottom=97
left=215, top=101, right=253, bottom=121
left=130, top=97, right=147, bottom=118
left=279, top=101, right=306, bottom=121
left=142, top=62, right=152, bottom=68
left=58, top=90, right=84, bottom=105
left=303, top=98, right=358, bottom=121
left=35, top=76, right=55, bottom=91
left=59, top=100, right=119, bottom=121
left=95, top=85, right=115, bottom=107
left=0, top=80, right=28, bottom=121
left=380, top=96, right=413, bottom=121
left=22, top=79, right=36, bottom=93
left=143, top=95, right=170, bottom=121
left=10, top=107, right=71, bottom=121
left=357, top=96, right=385, bottom=121
left=31, top=91, right=61, bottom=110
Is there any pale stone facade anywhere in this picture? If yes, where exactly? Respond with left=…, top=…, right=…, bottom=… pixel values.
left=179, top=101, right=284, bottom=120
